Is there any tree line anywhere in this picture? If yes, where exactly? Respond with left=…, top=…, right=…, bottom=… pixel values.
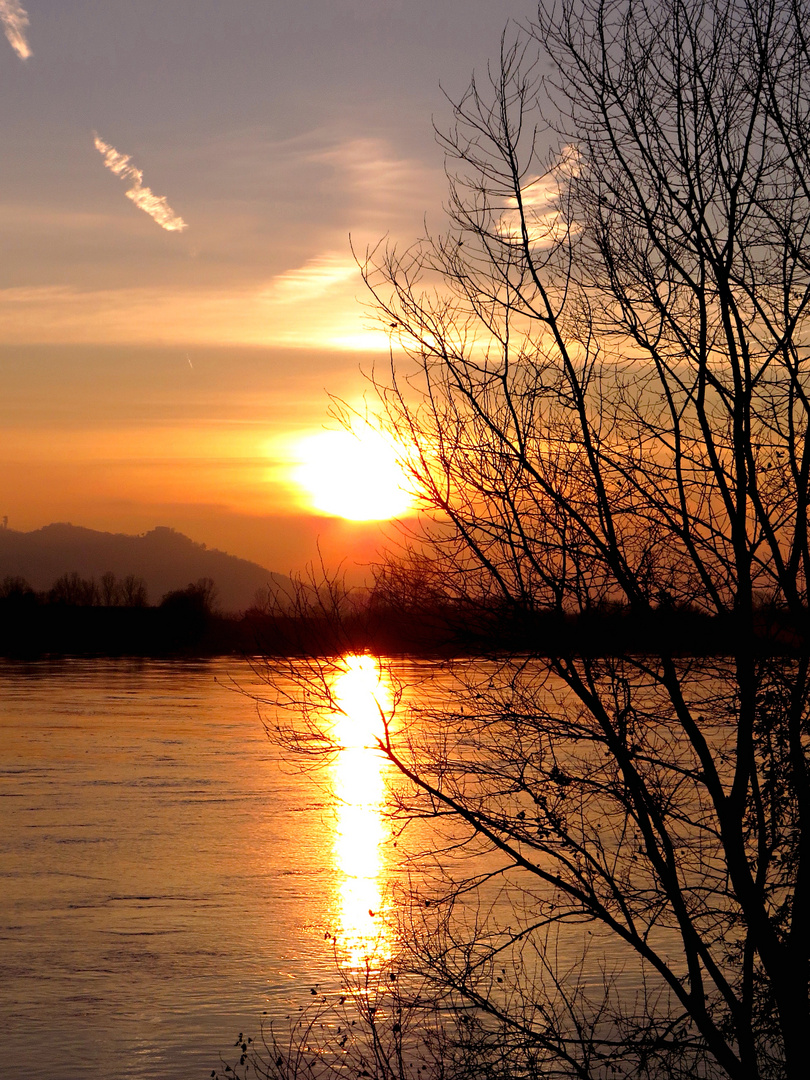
left=1, top=571, right=150, bottom=608
left=2, top=568, right=808, bottom=659
left=0, top=573, right=225, bottom=655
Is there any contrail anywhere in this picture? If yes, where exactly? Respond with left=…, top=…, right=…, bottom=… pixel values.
left=1, top=1, right=32, bottom=59
left=94, top=134, right=188, bottom=233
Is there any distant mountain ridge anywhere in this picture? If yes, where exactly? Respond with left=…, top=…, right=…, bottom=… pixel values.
left=0, top=523, right=290, bottom=613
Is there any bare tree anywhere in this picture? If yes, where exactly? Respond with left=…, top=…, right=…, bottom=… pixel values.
left=0, top=575, right=34, bottom=601
left=119, top=573, right=148, bottom=607
left=48, top=572, right=99, bottom=607
left=159, top=576, right=218, bottom=615
left=100, top=570, right=120, bottom=607
left=256, top=2, right=810, bottom=1078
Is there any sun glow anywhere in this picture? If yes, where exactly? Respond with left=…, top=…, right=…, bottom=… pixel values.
left=327, top=654, right=393, bottom=967
left=331, top=654, right=392, bottom=748
left=292, top=423, right=417, bottom=521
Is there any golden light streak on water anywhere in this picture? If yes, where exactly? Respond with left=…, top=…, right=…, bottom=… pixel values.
left=328, top=655, right=393, bottom=968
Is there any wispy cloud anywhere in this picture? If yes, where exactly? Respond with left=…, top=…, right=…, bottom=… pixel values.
left=262, top=253, right=358, bottom=304
left=499, top=146, right=581, bottom=248
left=312, top=136, right=434, bottom=220
left=0, top=282, right=389, bottom=350
left=1, top=0, right=32, bottom=59
left=93, top=134, right=188, bottom=233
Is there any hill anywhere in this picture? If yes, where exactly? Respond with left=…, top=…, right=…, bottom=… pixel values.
left=0, top=523, right=290, bottom=613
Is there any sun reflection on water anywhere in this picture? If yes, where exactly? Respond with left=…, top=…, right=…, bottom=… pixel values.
left=328, top=655, right=393, bottom=968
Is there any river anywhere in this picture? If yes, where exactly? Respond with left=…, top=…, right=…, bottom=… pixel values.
left=0, top=656, right=436, bottom=1080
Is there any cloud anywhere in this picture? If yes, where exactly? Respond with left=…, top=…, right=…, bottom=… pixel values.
left=262, top=253, right=358, bottom=304
left=0, top=281, right=391, bottom=350
left=93, top=134, right=188, bottom=233
left=499, top=146, right=581, bottom=248
left=1, top=0, right=31, bottom=59
left=311, top=136, right=433, bottom=215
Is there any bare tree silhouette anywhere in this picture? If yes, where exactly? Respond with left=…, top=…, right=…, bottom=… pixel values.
left=252, top=2, right=810, bottom=1077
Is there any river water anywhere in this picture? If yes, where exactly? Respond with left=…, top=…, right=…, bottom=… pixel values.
left=0, top=656, right=438, bottom=1080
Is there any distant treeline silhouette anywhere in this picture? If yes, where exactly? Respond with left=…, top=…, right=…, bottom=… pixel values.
left=0, top=571, right=219, bottom=610
left=0, top=572, right=226, bottom=656
left=1, top=570, right=807, bottom=658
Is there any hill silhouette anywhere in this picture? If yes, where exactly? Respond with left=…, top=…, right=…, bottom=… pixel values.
left=0, top=523, right=290, bottom=613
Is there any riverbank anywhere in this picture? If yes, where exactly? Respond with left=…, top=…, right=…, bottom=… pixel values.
left=1, top=598, right=807, bottom=658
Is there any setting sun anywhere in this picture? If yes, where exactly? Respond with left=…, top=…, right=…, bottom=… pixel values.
left=292, top=422, right=417, bottom=521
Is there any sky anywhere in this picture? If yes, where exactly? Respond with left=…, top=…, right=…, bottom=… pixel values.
left=0, top=0, right=533, bottom=576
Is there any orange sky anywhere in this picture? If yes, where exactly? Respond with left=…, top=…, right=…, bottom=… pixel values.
left=0, top=0, right=529, bottom=575
left=0, top=341, right=413, bottom=575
